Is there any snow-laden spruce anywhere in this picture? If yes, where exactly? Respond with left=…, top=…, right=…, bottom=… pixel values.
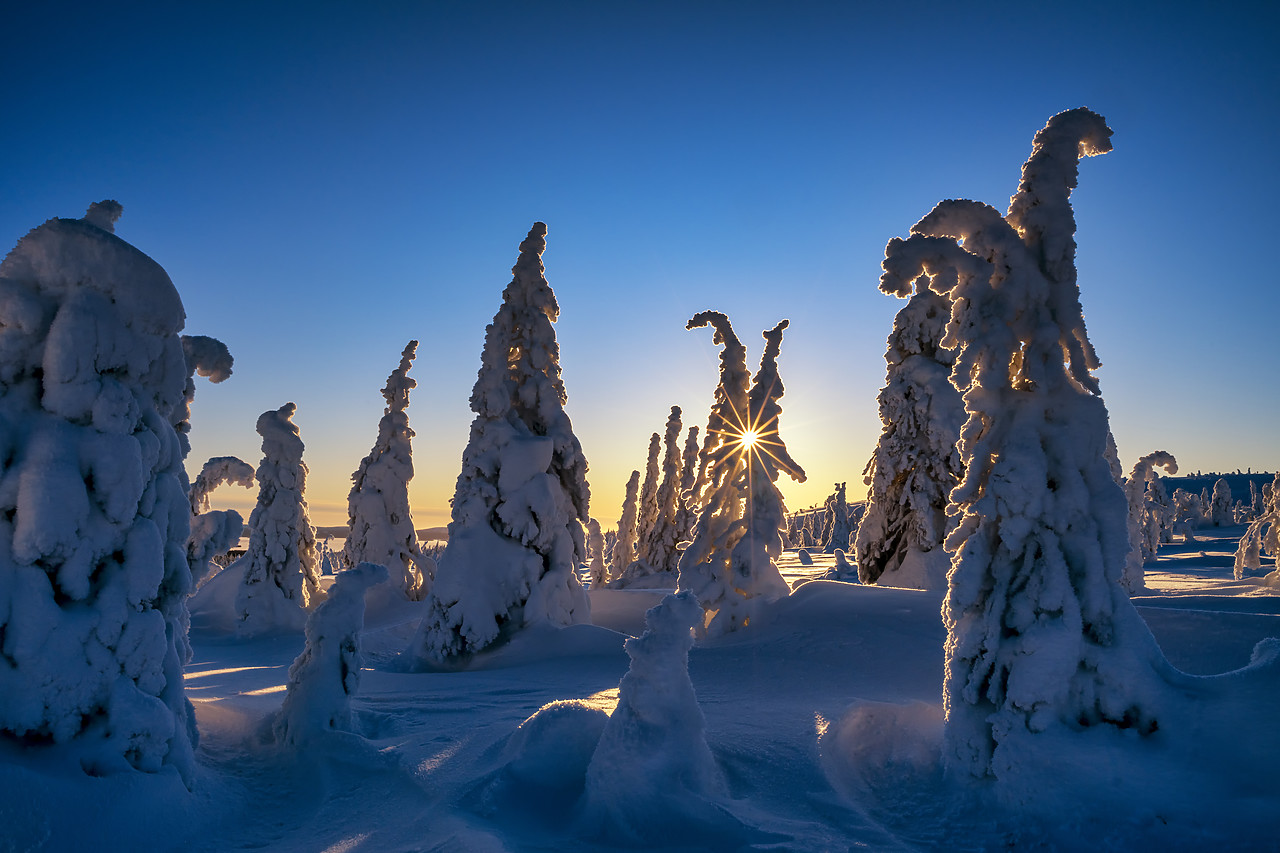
left=609, top=470, right=641, bottom=581
left=855, top=281, right=964, bottom=589
left=586, top=518, right=607, bottom=587
left=0, top=202, right=199, bottom=783
left=1209, top=478, right=1234, bottom=527
left=822, top=482, right=853, bottom=555
left=635, top=432, right=662, bottom=555
left=678, top=314, right=804, bottom=636
left=234, top=403, right=323, bottom=636
left=884, top=110, right=1176, bottom=778
left=1235, top=473, right=1279, bottom=579
left=675, top=423, right=702, bottom=544
left=342, top=340, right=432, bottom=600
left=408, top=223, right=591, bottom=664
left=1121, top=451, right=1178, bottom=592
left=274, top=561, right=387, bottom=747
left=580, top=590, right=722, bottom=841
left=611, top=407, right=688, bottom=588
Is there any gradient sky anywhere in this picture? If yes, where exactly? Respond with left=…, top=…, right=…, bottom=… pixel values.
left=3, top=1, right=1277, bottom=529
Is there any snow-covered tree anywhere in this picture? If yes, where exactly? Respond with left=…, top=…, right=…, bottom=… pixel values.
left=1148, top=473, right=1176, bottom=545
left=855, top=282, right=964, bottom=587
left=884, top=110, right=1171, bottom=778
left=613, top=407, right=688, bottom=587
left=821, top=482, right=852, bottom=555
left=190, top=455, right=255, bottom=516
left=609, top=470, right=641, bottom=580
left=186, top=455, right=254, bottom=591
left=408, top=223, right=592, bottom=664
left=1209, top=478, right=1234, bottom=527
left=581, top=590, right=721, bottom=839
left=234, top=403, right=323, bottom=636
left=0, top=202, right=198, bottom=782
left=274, top=562, right=388, bottom=747
left=674, top=424, right=701, bottom=545
left=342, top=340, right=432, bottom=600
left=634, top=432, right=662, bottom=559
left=678, top=314, right=804, bottom=636
left=1121, top=451, right=1178, bottom=593
left=1235, top=473, right=1280, bottom=579
left=586, top=518, right=607, bottom=587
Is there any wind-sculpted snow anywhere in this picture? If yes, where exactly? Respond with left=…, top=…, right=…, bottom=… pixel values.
left=274, top=562, right=387, bottom=746
left=0, top=203, right=197, bottom=783
left=343, top=341, right=431, bottom=600
left=408, top=223, right=590, bottom=665
left=234, top=403, right=323, bottom=636
left=885, top=109, right=1175, bottom=778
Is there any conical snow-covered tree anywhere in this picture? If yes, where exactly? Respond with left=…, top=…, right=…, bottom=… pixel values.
left=1235, top=473, right=1280, bottom=579
left=855, top=282, right=964, bottom=587
left=609, top=470, right=641, bottom=581
left=634, top=432, right=662, bottom=558
left=674, top=423, right=701, bottom=544
left=234, top=403, right=323, bottom=636
left=408, top=223, right=591, bottom=664
left=342, top=340, right=432, bottom=600
left=0, top=202, right=198, bottom=782
left=1121, top=451, right=1178, bottom=592
left=1209, top=478, right=1234, bottom=527
left=822, top=482, right=853, bottom=555
left=612, top=407, right=688, bottom=587
left=885, top=110, right=1172, bottom=778
left=586, top=518, right=607, bottom=587
left=678, top=314, right=803, bottom=636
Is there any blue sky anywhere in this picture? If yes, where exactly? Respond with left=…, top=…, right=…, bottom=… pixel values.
left=3, top=1, right=1277, bottom=527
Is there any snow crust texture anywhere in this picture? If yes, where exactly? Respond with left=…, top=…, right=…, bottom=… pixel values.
left=0, top=204, right=197, bottom=783
left=409, top=223, right=591, bottom=665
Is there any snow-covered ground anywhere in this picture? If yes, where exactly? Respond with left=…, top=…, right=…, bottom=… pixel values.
left=3, top=527, right=1277, bottom=851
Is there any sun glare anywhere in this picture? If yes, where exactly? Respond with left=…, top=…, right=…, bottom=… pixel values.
left=740, top=429, right=760, bottom=450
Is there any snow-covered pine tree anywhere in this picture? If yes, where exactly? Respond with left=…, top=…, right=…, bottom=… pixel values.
left=613, top=407, right=688, bottom=587
left=1148, top=472, right=1176, bottom=545
left=274, top=561, right=388, bottom=746
left=342, top=340, right=432, bottom=600
left=609, top=471, right=641, bottom=581
left=1121, top=451, right=1178, bottom=592
left=408, top=223, right=591, bottom=664
left=822, top=483, right=852, bottom=554
left=1209, top=478, right=1234, bottom=527
left=1235, top=472, right=1280, bottom=579
left=586, top=518, right=607, bottom=587
left=855, top=280, right=964, bottom=587
left=234, top=403, right=323, bottom=636
left=884, top=110, right=1173, bottom=778
left=674, top=423, right=701, bottom=545
left=678, top=314, right=804, bottom=636
left=0, top=202, right=199, bottom=782
left=633, top=432, right=662, bottom=561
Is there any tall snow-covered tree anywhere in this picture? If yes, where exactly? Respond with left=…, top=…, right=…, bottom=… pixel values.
left=234, top=403, right=323, bottom=636
left=884, top=110, right=1172, bottom=778
left=342, top=340, right=432, bottom=600
left=1121, top=451, right=1178, bottom=592
left=1209, top=478, right=1234, bottom=527
left=822, top=482, right=852, bottom=555
left=674, top=423, right=701, bottom=544
left=678, top=314, right=804, bottom=636
left=0, top=202, right=198, bottom=783
left=408, top=223, right=591, bottom=664
left=1235, top=473, right=1280, bottom=579
left=586, top=518, right=607, bottom=587
left=613, top=407, right=688, bottom=587
left=609, top=470, right=641, bottom=581
left=855, top=282, right=964, bottom=587
left=633, top=432, right=662, bottom=560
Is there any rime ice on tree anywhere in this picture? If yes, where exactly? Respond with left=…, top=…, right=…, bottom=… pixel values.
left=855, top=281, right=964, bottom=588
left=885, top=110, right=1172, bottom=778
left=274, top=561, right=387, bottom=746
left=408, top=223, right=591, bottom=664
left=343, top=340, right=432, bottom=600
left=0, top=203, right=199, bottom=782
left=1121, top=451, right=1177, bottom=592
left=234, top=404, right=323, bottom=636
left=678, top=314, right=804, bottom=636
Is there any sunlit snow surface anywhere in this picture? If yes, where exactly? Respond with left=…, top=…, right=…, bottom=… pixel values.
left=2, top=527, right=1277, bottom=851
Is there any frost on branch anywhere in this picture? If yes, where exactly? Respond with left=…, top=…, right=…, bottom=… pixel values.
left=1121, top=451, right=1177, bottom=592
left=408, top=223, right=591, bottom=665
left=343, top=340, right=432, bottom=600
left=234, top=403, right=323, bottom=636
left=855, top=277, right=963, bottom=589
left=678, top=314, right=804, bottom=636
left=0, top=203, right=197, bottom=783
left=889, top=110, right=1173, bottom=779
left=274, top=562, right=387, bottom=747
